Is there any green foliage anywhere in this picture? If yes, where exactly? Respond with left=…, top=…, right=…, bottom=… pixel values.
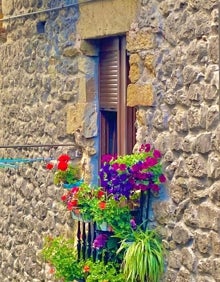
left=118, top=228, right=165, bottom=282
left=91, top=196, right=133, bottom=236
left=41, top=236, right=83, bottom=282
left=83, top=260, right=126, bottom=282
left=54, top=164, right=81, bottom=185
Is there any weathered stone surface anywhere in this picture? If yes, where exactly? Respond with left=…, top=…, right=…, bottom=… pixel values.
left=172, top=223, right=192, bottom=245
left=186, top=154, right=207, bottom=178
left=207, top=153, right=220, bottom=178
left=127, top=83, right=154, bottom=106
left=182, top=247, right=196, bottom=272
left=197, top=203, right=220, bottom=231
left=126, top=31, right=156, bottom=51
left=195, top=231, right=211, bottom=254
left=167, top=250, right=182, bottom=269
left=210, top=181, right=220, bottom=207
left=77, top=0, right=140, bottom=39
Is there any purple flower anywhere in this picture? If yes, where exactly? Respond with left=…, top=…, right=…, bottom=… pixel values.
left=93, top=234, right=108, bottom=249
left=130, top=218, right=137, bottom=230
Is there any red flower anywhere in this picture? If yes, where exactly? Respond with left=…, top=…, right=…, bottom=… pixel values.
left=159, top=174, right=166, bottom=183
left=97, top=190, right=105, bottom=199
left=49, top=267, right=55, bottom=274
left=57, top=161, right=68, bottom=171
left=83, top=265, right=90, bottom=272
left=61, top=195, right=67, bottom=201
left=58, top=154, right=71, bottom=162
left=46, top=163, right=54, bottom=170
left=98, top=201, right=106, bottom=210
left=67, top=200, right=78, bottom=210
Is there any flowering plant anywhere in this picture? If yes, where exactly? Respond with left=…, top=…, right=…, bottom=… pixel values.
left=60, top=183, right=134, bottom=235
left=46, top=154, right=82, bottom=186
left=99, top=143, right=166, bottom=200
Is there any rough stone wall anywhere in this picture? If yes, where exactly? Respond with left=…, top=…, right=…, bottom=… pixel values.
left=0, top=0, right=219, bottom=281
left=0, top=0, right=98, bottom=281
left=127, top=0, right=219, bottom=281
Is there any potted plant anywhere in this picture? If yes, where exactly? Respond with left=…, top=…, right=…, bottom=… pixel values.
left=46, top=154, right=83, bottom=189
left=99, top=143, right=166, bottom=200
left=81, top=259, right=126, bottom=282
left=41, top=235, right=84, bottom=282
left=117, top=228, right=165, bottom=282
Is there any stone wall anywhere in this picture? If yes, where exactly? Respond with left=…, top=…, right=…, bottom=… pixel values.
left=127, top=0, right=219, bottom=281
left=0, top=0, right=98, bottom=281
left=0, top=0, right=219, bottom=281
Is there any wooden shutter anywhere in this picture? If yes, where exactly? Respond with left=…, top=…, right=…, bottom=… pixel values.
left=99, top=37, right=119, bottom=110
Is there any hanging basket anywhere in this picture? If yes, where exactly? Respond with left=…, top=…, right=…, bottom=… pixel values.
left=62, top=180, right=83, bottom=190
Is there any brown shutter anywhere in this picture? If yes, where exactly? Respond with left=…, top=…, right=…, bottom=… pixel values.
left=99, top=37, right=119, bottom=110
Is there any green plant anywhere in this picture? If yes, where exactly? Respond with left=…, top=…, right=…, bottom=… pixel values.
left=41, top=236, right=84, bottom=282
left=46, top=154, right=81, bottom=185
left=82, top=259, right=126, bottom=282
left=117, top=228, right=165, bottom=282
left=90, top=194, right=133, bottom=235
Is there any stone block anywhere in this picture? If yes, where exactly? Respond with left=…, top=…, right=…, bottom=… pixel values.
left=195, top=231, right=211, bottom=254
left=77, top=0, right=139, bottom=39
left=129, top=64, right=141, bottom=83
left=80, top=40, right=99, bottom=56
left=211, top=231, right=220, bottom=255
left=208, top=36, right=218, bottom=64
left=172, top=223, right=192, bottom=245
left=127, top=83, right=154, bottom=106
left=144, top=54, right=155, bottom=76
left=206, top=105, right=219, bottom=130
left=186, top=154, right=207, bottom=178
left=207, top=153, right=220, bottom=179
left=210, top=181, right=220, bottom=207
left=66, top=103, right=97, bottom=138
left=182, top=247, right=196, bottom=272
left=168, top=250, right=182, bottom=269
left=194, top=133, right=212, bottom=154
left=197, top=204, right=220, bottom=231
left=127, top=31, right=156, bottom=52
left=62, top=46, right=80, bottom=57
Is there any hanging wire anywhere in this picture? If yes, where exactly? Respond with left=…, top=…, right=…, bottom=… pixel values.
left=0, top=0, right=102, bottom=22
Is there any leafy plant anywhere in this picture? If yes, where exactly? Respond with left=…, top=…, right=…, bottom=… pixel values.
left=82, top=259, right=126, bottom=282
left=46, top=154, right=81, bottom=185
left=99, top=143, right=166, bottom=200
left=41, top=236, right=84, bottom=282
left=118, top=228, right=165, bottom=282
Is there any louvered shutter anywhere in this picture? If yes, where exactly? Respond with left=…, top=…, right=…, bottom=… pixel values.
left=99, top=37, right=119, bottom=110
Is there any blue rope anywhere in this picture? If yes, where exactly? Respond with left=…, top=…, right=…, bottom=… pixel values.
left=0, top=157, right=53, bottom=168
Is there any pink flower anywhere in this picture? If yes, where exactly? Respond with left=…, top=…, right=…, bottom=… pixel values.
left=145, top=157, right=158, bottom=168
left=101, top=154, right=115, bottom=163
left=153, top=149, right=162, bottom=159
left=151, top=184, right=160, bottom=192
left=159, top=174, right=166, bottom=183
left=112, top=163, right=126, bottom=171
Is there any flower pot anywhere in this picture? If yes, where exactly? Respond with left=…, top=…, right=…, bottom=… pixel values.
left=96, top=222, right=112, bottom=231
left=62, top=180, right=83, bottom=189
left=71, top=211, right=92, bottom=223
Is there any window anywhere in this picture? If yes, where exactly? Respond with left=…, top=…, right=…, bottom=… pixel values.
left=99, top=36, right=136, bottom=157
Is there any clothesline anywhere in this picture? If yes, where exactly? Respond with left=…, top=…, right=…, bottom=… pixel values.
left=0, top=157, right=54, bottom=168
